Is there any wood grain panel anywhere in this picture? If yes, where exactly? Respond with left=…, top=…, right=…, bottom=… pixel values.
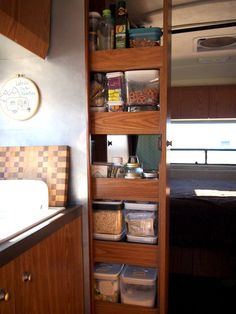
left=0, top=260, right=15, bottom=314
left=95, top=301, right=159, bottom=314
left=90, top=112, right=161, bottom=135
left=208, top=85, right=236, bottom=118
left=94, top=241, right=159, bottom=267
left=14, top=217, right=84, bottom=314
left=92, top=178, right=159, bottom=202
left=0, top=0, right=51, bottom=58
left=170, top=86, right=209, bottom=119
left=90, top=47, right=164, bottom=72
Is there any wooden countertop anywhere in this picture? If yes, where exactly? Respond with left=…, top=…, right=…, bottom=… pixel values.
left=0, top=206, right=82, bottom=267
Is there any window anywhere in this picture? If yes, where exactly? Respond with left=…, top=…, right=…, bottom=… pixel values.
left=170, top=121, right=236, bottom=165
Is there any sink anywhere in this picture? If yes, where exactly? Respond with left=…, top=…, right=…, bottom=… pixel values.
left=0, top=180, right=64, bottom=244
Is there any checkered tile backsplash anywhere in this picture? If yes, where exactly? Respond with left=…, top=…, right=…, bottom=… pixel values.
left=0, top=146, right=70, bottom=207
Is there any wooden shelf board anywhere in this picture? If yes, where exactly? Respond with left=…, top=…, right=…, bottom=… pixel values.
left=90, top=111, right=161, bottom=135
left=95, top=301, right=158, bottom=314
left=92, top=178, right=159, bottom=202
left=90, top=46, right=164, bottom=72
left=94, top=241, right=159, bottom=267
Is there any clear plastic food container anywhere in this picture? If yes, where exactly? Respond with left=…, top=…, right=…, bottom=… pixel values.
left=124, top=202, right=158, bottom=242
left=129, top=27, right=162, bottom=48
left=120, top=265, right=158, bottom=307
left=94, top=263, right=124, bottom=302
left=93, top=201, right=124, bottom=235
left=125, top=70, right=159, bottom=107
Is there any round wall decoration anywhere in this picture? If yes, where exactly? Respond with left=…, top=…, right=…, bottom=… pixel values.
left=0, top=75, right=40, bottom=120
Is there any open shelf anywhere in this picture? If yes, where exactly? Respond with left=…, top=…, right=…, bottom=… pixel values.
left=92, top=178, right=159, bottom=202
left=94, top=241, right=159, bottom=267
left=90, top=111, right=161, bottom=135
left=90, top=46, right=164, bottom=72
left=95, top=301, right=158, bottom=314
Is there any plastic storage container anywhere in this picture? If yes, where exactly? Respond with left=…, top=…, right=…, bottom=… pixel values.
left=120, top=265, right=158, bottom=307
left=90, top=73, right=106, bottom=111
left=106, top=72, right=125, bottom=103
left=93, top=201, right=124, bottom=240
left=124, top=201, right=158, bottom=243
left=125, top=70, right=159, bottom=107
left=94, top=263, right=124, bottom=302
left=89, top=12, right=102, bottom=51
left=129, top=27, right=162, bottom=48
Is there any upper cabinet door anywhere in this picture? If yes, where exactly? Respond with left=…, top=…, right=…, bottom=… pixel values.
left=0, top=0, right=51, bottom=59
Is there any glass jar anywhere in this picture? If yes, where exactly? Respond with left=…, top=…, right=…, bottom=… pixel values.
left=124, top=162, right=143, bottom=179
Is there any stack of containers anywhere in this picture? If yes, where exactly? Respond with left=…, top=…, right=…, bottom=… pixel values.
left=94, top=263, right=124, bottom=302
left=93, top=200, right=125, bottom=240
left=120, top=265, right=158, bottom=307
left=124, top=201, right=158, bottom=244
left=125, top=70, right=160, bottom=111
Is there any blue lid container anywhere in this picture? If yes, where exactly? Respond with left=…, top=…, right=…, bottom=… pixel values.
left=129, top=27, right=162, bottom=48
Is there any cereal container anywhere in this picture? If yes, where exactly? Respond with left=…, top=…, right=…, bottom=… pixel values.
left=125, top=70, right=159, bottom=107
left=93, top=200, right=124, bottom=240
left=124, top=201, right=158, bottom=244
left=120, top=265, right=158, bottom=307
left=94, top=263, right=124, bottom=302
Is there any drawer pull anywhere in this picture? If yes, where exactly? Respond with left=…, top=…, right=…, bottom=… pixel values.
left=22, top=271, right=32, bottom=282
left=0, top=289, right=10, bottom=302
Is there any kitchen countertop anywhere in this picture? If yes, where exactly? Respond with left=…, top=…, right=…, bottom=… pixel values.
left=0, top=205, right=82, bottom=267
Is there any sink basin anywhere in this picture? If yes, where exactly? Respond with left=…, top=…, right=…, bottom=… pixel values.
left=0, top=180, right=64, bottom=244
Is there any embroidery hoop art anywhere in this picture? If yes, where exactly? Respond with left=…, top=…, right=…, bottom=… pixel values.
left=0, top=75, right=40, bottom=121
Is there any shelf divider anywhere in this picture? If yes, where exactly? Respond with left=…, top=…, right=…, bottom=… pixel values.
left=92, top=178, right=159, bottom=202
left=90, top=46, right=164, bottom=72
left=94, top=241, right=159, bottom=267
left=90, top=111, right=161, bottom=135
left=95, top=301, right=159, bottom=314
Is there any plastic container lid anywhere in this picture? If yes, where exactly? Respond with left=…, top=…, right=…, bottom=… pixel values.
left=93, top=200, right=123, bottom=210
left=89, top=11, right=102, bottom=18
left=107, top=101, right=124, bottom=107
left=106, top=72, right=124, bottom=78
left=124, top=202, right=158, bottom=211
left=121, top=265, right=157, bottom=285
left=129, top=27, right=162, bottom=39
left=94, top=263, right=124, bottom=280
left=94, top=230, right=125, bottom=241
left=125, top=70, right=159, bottom=83
left=127, top=234, right=158, bottom=244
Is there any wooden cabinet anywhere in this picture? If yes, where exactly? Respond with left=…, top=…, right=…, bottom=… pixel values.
left=0, top=217, right=84, bottom=314
left=170, top=85, right=236, bottom=119
left=87, top=1, right=171, bottom=314
left=0, top=0, right=51, bottom=58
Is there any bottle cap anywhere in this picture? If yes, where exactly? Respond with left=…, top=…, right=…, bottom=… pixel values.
left=103, top=9, right=111, bottom=16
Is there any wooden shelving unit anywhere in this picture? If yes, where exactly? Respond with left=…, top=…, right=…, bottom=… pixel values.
left=86, top=1, right=171, bottom=313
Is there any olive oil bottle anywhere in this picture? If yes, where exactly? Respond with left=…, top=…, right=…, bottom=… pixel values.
left=115, top=0, right=128, bottom=49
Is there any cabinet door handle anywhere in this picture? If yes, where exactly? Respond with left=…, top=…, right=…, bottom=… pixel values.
left=22, top=271, right=32, bottom=282
left=166, top=140, right=172, bottom=147
left=0, top=289, right=10, bottom=302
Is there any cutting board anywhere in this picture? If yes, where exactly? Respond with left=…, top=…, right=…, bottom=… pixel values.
left=0, top=146, right=70, bottom=207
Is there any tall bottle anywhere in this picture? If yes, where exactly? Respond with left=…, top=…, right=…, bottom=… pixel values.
left=115, top=1, right=128, bottom=49
left=97, top=9, right=114, bottom=50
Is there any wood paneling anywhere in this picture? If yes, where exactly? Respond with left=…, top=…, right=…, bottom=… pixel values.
left=90, top=47, right=164, bottom=72
left=92, top=178, right=159, bottom=202
left=0, top=260, right=15, bottom=314
left=91, top=112, right=161, bottom=135
left=94, top=241, right=159, bottom=267
left=95, top=301, right=158, bottom=314
left=170, top=86, right=209, bottom=119
left=0, top=0, right=51, bottom=58
left=208, top=85, right=236, bottom=118
left=0, top=217, right=84, bottom=314
left=170, top=85, right=236, bottom=119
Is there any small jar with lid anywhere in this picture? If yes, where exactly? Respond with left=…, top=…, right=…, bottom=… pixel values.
left=124, top=156, right=143, bottom=179
left=89, top=12, right=102, bottom=51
